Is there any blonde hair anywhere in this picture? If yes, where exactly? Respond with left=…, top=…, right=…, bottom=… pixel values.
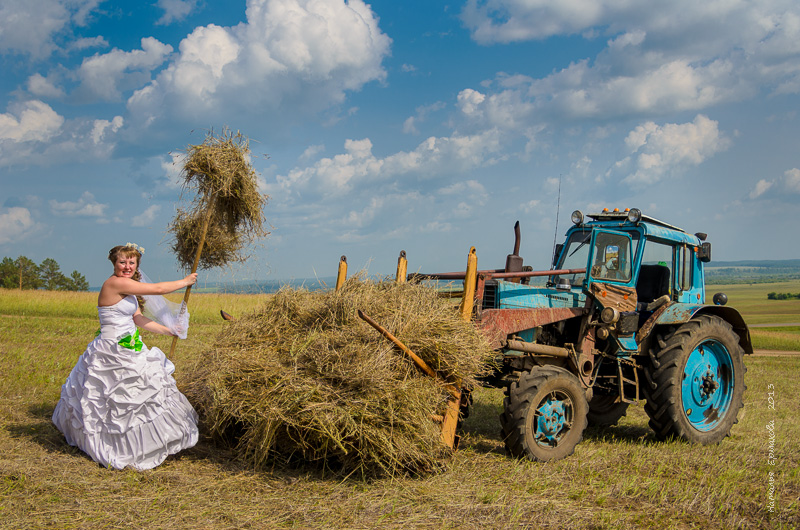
left=108, top=245, right=144, bottom=308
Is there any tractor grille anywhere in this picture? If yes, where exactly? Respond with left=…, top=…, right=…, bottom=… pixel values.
left=482, top=281, right=498, bottom=309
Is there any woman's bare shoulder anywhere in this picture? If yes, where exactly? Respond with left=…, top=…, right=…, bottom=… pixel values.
left=101, top=275, right=128, bottom=290
left=98, top=276, right=126, bottom=306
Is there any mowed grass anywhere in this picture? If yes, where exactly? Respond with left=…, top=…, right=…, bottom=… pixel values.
left=1, top=288, right=798, bottom=529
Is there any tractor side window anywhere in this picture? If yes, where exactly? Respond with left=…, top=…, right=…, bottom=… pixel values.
left=590, top=232, right=632, bottom=282
left=676, top=245, right=693, bottom=292
left=640, top=239, right=674, bottom=296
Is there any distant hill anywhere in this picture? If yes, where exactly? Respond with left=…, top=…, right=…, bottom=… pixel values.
left=192, top=277, right=338, bottom=294
left=705, top=259, right=800, bottom=284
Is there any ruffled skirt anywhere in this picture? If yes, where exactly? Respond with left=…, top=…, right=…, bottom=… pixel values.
left=53, top=337, right=199, bottom=470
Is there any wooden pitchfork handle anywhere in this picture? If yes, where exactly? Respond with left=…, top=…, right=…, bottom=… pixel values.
left=356, top=310, right=459, bottom=397
left=168, top=192, right=216, bottom=355
left=357, top=309, right=462, bottom=449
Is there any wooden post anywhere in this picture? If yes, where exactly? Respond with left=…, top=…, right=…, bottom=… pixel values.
left=396, top=250, right=407, bottom=284
left=458, top=247, right=478, bottom=322
left=335, top=255, right=347, bottom=291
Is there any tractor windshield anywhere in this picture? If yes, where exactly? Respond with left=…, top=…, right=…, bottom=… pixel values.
left=550, top=228, right=591, bottom=287
left=551, top=227, right=641, bottom=288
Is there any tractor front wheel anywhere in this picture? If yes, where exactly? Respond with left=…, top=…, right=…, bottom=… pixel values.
left=644, top=314, right=746, bottom=444
left=500, top=366, right=588, bottom=462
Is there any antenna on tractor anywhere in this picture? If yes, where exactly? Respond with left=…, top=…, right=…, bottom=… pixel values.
left=551, top=173, right=562, bottom=266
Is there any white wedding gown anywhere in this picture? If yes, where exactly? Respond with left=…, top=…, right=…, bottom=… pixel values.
left=52, top=295, right=198, bottom=470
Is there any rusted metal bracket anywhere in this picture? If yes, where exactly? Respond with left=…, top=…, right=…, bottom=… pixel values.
left=478, top=307, right=587, bottom=349
left=636, top=301, right=672, bottom=345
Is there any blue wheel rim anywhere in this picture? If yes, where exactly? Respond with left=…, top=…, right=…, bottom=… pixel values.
left=681, top=339, right=734, bottom=432
left=534, top=391, right=573, bottom=447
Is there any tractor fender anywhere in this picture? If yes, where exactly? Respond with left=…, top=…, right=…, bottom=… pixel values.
left=654, top=303, right=753, bottom=354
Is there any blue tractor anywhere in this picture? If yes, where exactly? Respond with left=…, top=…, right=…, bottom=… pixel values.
left=419, top=207, right=751, bottom=461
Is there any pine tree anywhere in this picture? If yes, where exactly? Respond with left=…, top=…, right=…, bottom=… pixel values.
left=0, top=257, right=16, bottom=289
left=40, top=258, right=66, bottom=290
left=15, top=256, right=41, bottom=290
left=64, top=270, right=90, bottom=291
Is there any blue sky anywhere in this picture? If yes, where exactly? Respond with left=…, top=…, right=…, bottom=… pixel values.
left=1, top=0, right=799, bottom=288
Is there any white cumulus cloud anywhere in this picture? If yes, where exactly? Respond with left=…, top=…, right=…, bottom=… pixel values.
left=26, top=73, right=65, bottom=98
left=132, top=204, right=162, bottom=227
left=277, top=129, right=503, bottom=197
left=0, top=0, right=101, bottom=58
left=127, top=0, right=391, bottom=130
left=0, top=207, right=38, bottom=244
left=784, top=168, right=800, bottom=193
left=749, top=179, right=774, bottom=199
left=458, top=0, right=800, bottom=126
left=90, top=116, right=124, bottom=144
left=49, top=191, right=107, bottom=218
left=0, top=100, right=64, bottom=142
left=78, top=37, right=174, bottom=101
left=611, top=115, right=730, bottom=185
left=0, top=102, right=123, bottom=167
left=156, top=0, right=199, bottom=25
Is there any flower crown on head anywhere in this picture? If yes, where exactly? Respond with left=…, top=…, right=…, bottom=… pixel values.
left=124, top=242, right=145, bottom=255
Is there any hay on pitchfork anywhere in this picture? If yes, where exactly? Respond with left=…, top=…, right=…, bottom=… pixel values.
left=169, top=128, right=269, bottom=270
left=170, top=208, right=244, bottom=270
left=183, top=276, right=495, bottom=478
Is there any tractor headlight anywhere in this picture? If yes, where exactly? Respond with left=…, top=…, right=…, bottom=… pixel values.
left=571, top=210, right=584, bottom=225
left=600, top=307, right=620, bottom=324
left=627, top=208, right=642, bottom=223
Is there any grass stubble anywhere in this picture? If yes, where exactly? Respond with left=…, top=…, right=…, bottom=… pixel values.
left=0, top=285, right=798, bottom=529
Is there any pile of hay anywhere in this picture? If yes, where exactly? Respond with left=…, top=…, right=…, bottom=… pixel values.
left=169, top=129, right=269, bottom=270
left=184, top=277, right=494, bottom=478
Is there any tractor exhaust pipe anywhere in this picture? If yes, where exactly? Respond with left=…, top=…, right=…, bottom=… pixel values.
left=505, top=221, right=523, bottom=275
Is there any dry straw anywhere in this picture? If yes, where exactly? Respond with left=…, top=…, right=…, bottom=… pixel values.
left=184, top=275, right=495, bottom=479
left=169, top=128, right=269, bottom=271
left=170, top=208, right=243, bottom=270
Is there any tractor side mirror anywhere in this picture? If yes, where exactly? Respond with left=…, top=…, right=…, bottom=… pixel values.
left=698, top=242, right=711, bottom=262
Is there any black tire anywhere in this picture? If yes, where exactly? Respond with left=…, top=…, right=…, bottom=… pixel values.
left=587, top=394, right=629, bottom=427
left=500, top=366, right=589, bottom=462
left=643, top=314, right=746, bottom=444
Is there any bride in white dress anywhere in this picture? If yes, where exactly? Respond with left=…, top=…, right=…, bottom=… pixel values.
left=53, top=243, right=200, bottom=470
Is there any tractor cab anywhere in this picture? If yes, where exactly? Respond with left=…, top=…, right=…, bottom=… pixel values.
left=551, top=207, right=721, bottom=352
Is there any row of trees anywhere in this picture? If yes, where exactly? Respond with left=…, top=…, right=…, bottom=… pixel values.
left=0, top=256, right=90, bottom=291
left=766, top=292, right=800, bottom=300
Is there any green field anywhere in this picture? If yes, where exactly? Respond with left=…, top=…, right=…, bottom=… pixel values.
left=712, top=280, right=800, bottom=352
left=714, top=280, right=800, bottom=325
left=1, top=287, right=798, bottom=529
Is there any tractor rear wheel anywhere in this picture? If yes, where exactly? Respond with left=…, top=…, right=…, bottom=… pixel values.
left=500, top=366, right=588, bottom=462
left=643, top=314, right=745, bottom=444
left=587, top=394, right=629, bottom=427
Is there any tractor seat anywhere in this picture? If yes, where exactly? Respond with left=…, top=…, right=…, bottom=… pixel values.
left=636, top=264, right=670, bottom=306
